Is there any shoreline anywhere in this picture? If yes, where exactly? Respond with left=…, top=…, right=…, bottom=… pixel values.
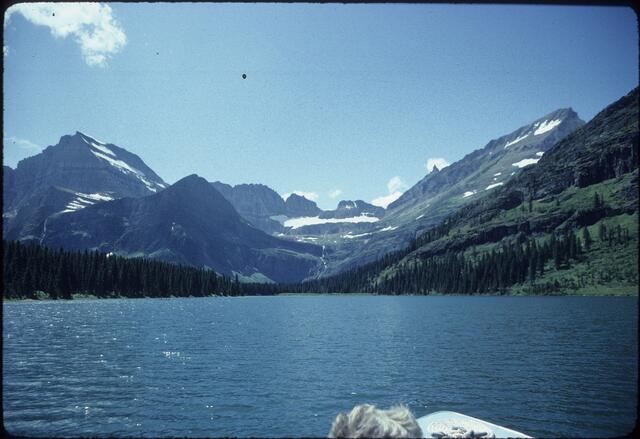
left=3, top=289, right=637, bottom=302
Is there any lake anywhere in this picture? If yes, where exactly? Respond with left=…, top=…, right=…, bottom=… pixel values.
left=3, top=295, right=637, bottom=437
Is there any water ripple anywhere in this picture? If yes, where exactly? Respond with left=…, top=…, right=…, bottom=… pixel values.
left=3, top=296, right=637, bottom=438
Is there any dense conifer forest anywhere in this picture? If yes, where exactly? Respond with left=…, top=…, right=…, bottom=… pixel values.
left=3, top=89, right=637, bottom=300
left=3, top=240, right=242, bottom=299
left=4, top=209, right=634, bottom=300
left=259, top=219, right=635, bottom=296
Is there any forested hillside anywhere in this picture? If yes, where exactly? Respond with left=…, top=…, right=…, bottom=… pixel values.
left=3, top=240, right=242, bottom=299
left=4, top=89, right=637, bottom=299
left=269, top=88, right=639, bottom=296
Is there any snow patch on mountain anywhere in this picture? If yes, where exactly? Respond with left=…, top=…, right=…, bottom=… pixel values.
left=80, top=132, right=107, bottom=145
left=80, top=132, right=116, bottom=156
left=512, top=157, right=541, bottom=168
left=60, top=191, right=114, bottom=213
left=91, top=150, right=159, bottom=192
left=77, top=132, right=164, bottom=193
left=504, top=133, right=530, bottom=148
left=533, top=118, right=562, bottom=135
left=344, top=201, right=355, bottom=209
left=536, top=151, right=544, bottom=157
left=91, top=150, right=138, bottom=174
left=77, top=192, right=113, bottom=202
left=379, top=226, right=398, bottom=232
left=463, top=191, right=476, bottom=198
left=284, top=214, right=379, bottom=229
left=416, top=214, right=424, bottom=220
left=91, top=142, right=116, bottom=157
left=296, top=236, right=318, bottom=242
left=485, top=182, right=504, bottom=190
left=342, top=232, right=372, bottom=239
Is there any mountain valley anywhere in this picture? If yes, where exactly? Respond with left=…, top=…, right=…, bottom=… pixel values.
left=3, top=90, right=637, bottom=293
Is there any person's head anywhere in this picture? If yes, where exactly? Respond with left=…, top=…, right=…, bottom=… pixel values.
left=328, top=404, right=423, bottom=438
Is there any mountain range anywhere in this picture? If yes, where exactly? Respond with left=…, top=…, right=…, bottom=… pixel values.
left=3, top=132, right=166, bottom=242
left=210, top=182, right=385, bottom=236
left=3, top=91, right=636, bottom=291
left=40, top=174, right=322, bottom=283
left=293, top=87, right=638, bottom=296
left=313, top=107, right=586, bottom=276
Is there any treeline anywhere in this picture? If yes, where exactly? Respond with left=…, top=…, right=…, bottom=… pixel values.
left=2, top=222, right=634, bottom=300
left=575, top=131, right=638, bottom=189
left=3, top=240, right=242, bottom=299
left=266, top=223, right=634, bottom=296
left=376, top=230, right=586, bottom=295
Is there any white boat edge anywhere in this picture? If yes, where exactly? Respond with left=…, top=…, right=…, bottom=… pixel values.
left=416, top=410, right=532, bottom=438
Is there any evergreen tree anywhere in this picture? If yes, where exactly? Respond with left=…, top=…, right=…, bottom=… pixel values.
left=582, top=227, right=592, bottom=251
left=593, top=192, right=601, bottom=209
left=2, top=240, right=232, bottom=300
left=598, top=222, right=607, bottom=242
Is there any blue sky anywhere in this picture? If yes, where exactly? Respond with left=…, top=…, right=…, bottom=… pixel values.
left=3, top=3, right=638, bottom=209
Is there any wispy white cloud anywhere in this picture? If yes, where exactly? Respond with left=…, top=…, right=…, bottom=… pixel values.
left=3, top=45, right=8, bottom=56
left=425, top=157, right=450, bottom=173
left=5, top=3, right=126, bottom=67
left=4, top=136, right=42, bottom=152
left=386, top=176, right=406, bottom=194
left=371, top=191, right=403, bottom=208
left=283, top=190, right=319, bottom=202
left=328, top=189, right=343, bottom=199
left=371, top=176, right=408, bottom=208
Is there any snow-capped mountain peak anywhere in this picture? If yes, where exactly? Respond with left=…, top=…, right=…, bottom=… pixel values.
left=70, top=131, right=167, bottom=193
left=500, top=108, right=578, bottom=150
left=3, top=131, right=169, bottom=244
left=77, top=131, right=117, bottom=156
left=533, top=118, right=563, bottom=135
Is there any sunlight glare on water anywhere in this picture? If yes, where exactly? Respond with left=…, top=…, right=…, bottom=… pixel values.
left=3, top=296, right=637, bottom=437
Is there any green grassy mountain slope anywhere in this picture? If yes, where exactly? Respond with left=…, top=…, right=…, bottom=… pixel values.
left=289, top=88, right=638, bottom=296
left=318, top=107, right=585, bottom=277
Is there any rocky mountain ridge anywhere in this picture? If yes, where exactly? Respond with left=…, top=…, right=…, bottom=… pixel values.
left=292, top=88, right=638, bottom=295
left=209, top=182, right=386, bottom=236
left=6, top=100, right=620, bottom=286
left=3, top=132, right=167, bottom=241
left=317, top=107, right=586, bottom=276
left=40, top=174, right=323, bottom=283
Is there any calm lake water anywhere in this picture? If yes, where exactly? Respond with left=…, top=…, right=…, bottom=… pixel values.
left=3, top=295, right=637, bottom=437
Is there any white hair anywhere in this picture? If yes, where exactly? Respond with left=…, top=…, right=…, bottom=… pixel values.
left=328, top=404, right=423, bottom=438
